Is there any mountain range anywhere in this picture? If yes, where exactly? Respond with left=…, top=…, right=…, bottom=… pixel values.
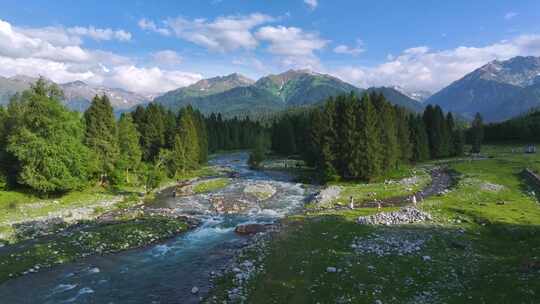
left=153, top=70, right=423, bottom=116
left=3, top=55, right=540, bottom=121
left=426, top=56, right=540, bottom=121
left=0, top=75, right=152, bottom=111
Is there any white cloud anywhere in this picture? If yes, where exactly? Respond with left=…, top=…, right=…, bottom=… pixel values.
left=165, top=13, right=275, bottom=52
left=304, top=0, right=318, bottom=10
left=67, top=26, right=132, bottom=42
left=138, top=18, right=171, bottom=36
left=232, top=56, right=267, bottom=72
left=106, top=66, right=202, bottom=93
left=333, top=34, right=540, bottom=92
left=256, top=25, right=328, bottom=69
left=0, top=19, right=201, bottom=94
left=504, top=11, right=518, bottom=20
left=17, top=23, right=132, bottom=43
left=152, top=50, right=182, bottom=65
left=334, top=39, right=364, bottom=56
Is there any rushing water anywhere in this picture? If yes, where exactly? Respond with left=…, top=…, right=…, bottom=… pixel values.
left=0, top=153, right=309, bottom=304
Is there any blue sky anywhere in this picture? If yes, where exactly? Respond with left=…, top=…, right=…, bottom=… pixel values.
left=0, top=0, right=539, bottom=93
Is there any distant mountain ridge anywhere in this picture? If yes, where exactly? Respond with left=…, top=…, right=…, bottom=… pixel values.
left=0, top=75, right=151, bottom=111
left=154, top=69, right=423, bottom=116
left=1, top=70, right=424, bottom=117
left=426, top=56, right=540, bottom=121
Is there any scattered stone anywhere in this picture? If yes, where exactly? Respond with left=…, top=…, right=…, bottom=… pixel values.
left=422, top=255, right=432, bottom=261
left=352, top=230, right=431, bottom=257
left=357, top=207, right=432, bottom=225
left=191, top=286, right=199, bottom=294
left=480, top=182, right=505, bottom=192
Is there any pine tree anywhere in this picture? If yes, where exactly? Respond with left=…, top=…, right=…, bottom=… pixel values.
left=84, top=95, right=119, bottom=184
left=410, top=115, right=430, bottom=162
left=117, top=114, right=142, bottom=184
left=396, top=108, right=412, bottom=164
left=357, top=94, right=382, bottom=181
left=378, top=101, right=399, bottom=172
left=341, top=96, right=359, bottom=178
left=471, top=112, right=484, bottom=153
left=5, top=78, right=89, bottom=193
left=177, top=107, right=200, bottom=172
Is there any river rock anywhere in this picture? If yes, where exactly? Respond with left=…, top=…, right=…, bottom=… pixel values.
left=312, top=186, right=342, bottom=206
left=234, top=224, right=267, bottom=235
left=357, top=207, right=432, bottom=225
left=243, top=183, right=277, bottom=200
left=191, top=286, right=199, bottom=294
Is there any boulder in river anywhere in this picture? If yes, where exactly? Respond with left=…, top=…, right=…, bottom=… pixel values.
left=243, top=183, right=276, bottom=200
left=234, top=223, right=267, bottom=235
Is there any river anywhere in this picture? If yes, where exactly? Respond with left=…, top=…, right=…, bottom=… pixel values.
left=0, top=152, right=310, bottom=304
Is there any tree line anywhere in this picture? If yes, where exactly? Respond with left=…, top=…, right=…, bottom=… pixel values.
left=483, top=109, right=539, bottom=143
left=205, top=113, right=266, bottom=153
left=0, top=78, right=209, bottom=194
left=270, top=92, right=468, bottom=182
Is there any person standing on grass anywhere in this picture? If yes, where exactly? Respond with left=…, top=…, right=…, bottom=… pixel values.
left=349, top=196, right=354, bottom=209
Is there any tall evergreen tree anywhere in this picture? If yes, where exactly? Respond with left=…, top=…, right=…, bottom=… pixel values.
left=396, top=108, right=412, bottom=164
left=177, top=107, right=200, bottom=172
left=471, top=112, right=484, bottom=153
left=117, top=114, right=142, bottom=183
left=378, top=101, right=399, bottom=172
left=84, top=95, right=119, bottom=184
left=357, top=94, right=382, bottom=181
left=410, top=115, right=430, bottom=162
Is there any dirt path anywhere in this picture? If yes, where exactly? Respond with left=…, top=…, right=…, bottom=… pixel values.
left=326, top=167, right=454, bottom=211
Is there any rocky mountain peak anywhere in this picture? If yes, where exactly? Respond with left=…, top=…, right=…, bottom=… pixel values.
left=472, top=56, right=540, bottom=87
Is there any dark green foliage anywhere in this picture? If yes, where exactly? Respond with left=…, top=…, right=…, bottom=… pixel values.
left=356, top=94, right=382, bottom=181
left=409, top=115, right=431, bottom=162
left=206, top=114, right=264, bottom=152
left=396, top=108, right=413, bottom=163
left=483, top=109, right=540, bottom=143
left=2, top=78, right=89, bottom=193
left=470, top=112, right=484, bottom=153
left=423, top=105, right=454, bottom=158
left=248, top=134, right=270, bottom=169
left=117, top=114, right=142, bottom=184
left=84, top=95, right=119, bottom=183
left=270, top=92, right=462, bottom=182
left=132, top=103, right=169, bottom=162
left=0, top=78, right=214, bottom=194
left=175, top=106, right=200, bottom=173
left=271, top=116, right=297, bottom=155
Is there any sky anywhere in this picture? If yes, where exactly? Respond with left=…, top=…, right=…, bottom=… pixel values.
left=1, top=0, right=540, bottom=94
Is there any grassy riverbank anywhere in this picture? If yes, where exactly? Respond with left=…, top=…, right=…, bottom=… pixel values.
left=0, top=212, right=190, bottom=284
left=208, top=145, right=540, bottom=303
left=0, top=163, right=225, bottom=284
left=0, top=165, right=220, bottom=243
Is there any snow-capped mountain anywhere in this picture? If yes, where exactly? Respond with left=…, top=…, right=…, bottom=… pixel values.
left=391, top=86, right=432, bottom=102
left=426, top=56, right=540, bottom=121
left=0, top=75, right=151, bottom=111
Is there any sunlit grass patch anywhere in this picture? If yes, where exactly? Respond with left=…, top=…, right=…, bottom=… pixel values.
left=193, top=178, right=231, bottom=194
